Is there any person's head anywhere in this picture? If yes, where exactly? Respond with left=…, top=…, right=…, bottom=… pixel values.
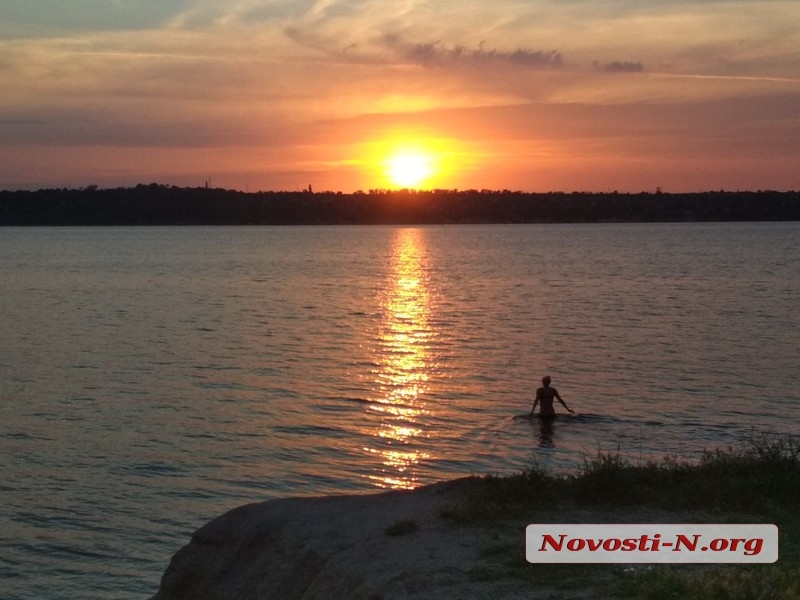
left=542, top=376, right=551, bottom=386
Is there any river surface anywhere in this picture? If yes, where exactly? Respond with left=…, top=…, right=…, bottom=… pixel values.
left=1, top=223, right=798, bottom=599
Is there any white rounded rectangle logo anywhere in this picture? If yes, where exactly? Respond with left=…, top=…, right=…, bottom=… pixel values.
left=526, top=524, right=778, bottom=563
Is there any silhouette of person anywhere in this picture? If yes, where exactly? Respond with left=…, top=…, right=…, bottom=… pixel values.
left=530, top=376, right=574, bottom=418
left=536, top=414, right=555, bottom=448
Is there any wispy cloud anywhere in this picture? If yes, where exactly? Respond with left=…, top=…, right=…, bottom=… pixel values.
left=654, top=72, right=800, bottom=84
left=597, top=60, right=645, bottom=73
left=385, top=37, right=563, bottom=69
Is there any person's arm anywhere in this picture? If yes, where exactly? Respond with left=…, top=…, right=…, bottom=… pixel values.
left=530, top=391, right=540, bottom=416
left=554, top=390, right=575, bottom=414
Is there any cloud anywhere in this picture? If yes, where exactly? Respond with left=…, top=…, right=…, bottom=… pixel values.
left=596, top=60, right=645, bottom=73
left=0, top=105, right=286, bottom=148
left=282, top=25, right=566, bottom=78
left=381, top=35, right=563, bottom=69
left=405, top=42, right=563, bottom=69
left=283, top=26, right=377, bottom=63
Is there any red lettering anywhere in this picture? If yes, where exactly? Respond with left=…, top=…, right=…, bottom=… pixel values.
left=539, top=534, right=565, bottom=552
left=622, top=538, right=638, bottom=551
left=567, top=538, right=586, bottom=551
left=603, top=538, right=622, bottom=551
left=651, top=534, right=661, bottom=551
left=674, top=534, right=700, bottom=551
left=586, top=539, right=603, bottom=551
left=710, top=538, right=728, bottom=551
left=744, top=539, right=763, bottom=556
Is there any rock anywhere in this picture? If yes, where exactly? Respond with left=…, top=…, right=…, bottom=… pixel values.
left=150, top=478, right=552, bottom=600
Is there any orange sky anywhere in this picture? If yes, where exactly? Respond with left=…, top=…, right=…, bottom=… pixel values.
left=1, top=1, right=798, bottom=192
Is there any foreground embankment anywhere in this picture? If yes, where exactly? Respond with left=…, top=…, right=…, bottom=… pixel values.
left=150, top=478, right=544, bottom=600
left=151, top=435, right=800, bottom=600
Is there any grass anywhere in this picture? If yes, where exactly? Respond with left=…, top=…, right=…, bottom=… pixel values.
left=439, top=432, right=800, bottom=599
left=384, top=519, right=420, bottom=536
left=616, top=564, right=800, bottom=600
left=440, top=431, right=800, bottom=521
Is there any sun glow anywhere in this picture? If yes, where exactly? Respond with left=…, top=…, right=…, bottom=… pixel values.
left=369, top=137, right=454, bottom=189
left=386, top=151, right=434, bottom=188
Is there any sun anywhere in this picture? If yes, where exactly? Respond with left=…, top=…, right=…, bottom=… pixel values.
left=386, top=152, right=434, bottom=188
left=364, top=136, right=457, bottom=190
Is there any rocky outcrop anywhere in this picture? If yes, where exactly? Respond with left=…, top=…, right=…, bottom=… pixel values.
left=150, top=478, right=553, bottom=600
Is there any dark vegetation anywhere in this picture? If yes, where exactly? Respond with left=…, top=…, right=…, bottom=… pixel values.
left=441, top=431, right=800, bottom=521
left=1, top=184, right=798, bottom=225
left=384, top=519, right=420, bottom=537
left=441, top=432, right=800, bottom=599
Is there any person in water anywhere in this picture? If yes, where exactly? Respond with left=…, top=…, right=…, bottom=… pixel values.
left=530, top=376, right=574, bottom=418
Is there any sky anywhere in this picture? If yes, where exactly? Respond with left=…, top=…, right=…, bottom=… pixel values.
left=1, top=0, right=798, bottom=192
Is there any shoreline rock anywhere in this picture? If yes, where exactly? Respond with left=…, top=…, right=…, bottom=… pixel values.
left=151, top=476, right=697, bottom=600
left=150, top=477, right=554, bottom=600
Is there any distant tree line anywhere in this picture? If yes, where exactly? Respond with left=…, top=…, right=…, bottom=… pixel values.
left=1, top=184, right=798, bottom=225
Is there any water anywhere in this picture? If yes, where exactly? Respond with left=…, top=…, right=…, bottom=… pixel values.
left=1, top=223, right=798, bottom=599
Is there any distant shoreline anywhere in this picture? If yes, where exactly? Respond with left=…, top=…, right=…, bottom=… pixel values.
left=2, top=185, right=798, bottom=226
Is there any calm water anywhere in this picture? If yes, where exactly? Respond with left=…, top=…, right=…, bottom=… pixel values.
left=1, top=223, right=798, bottom=599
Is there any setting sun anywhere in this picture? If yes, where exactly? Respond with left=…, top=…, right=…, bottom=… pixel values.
left=362, top=135, right=468, bottom=190
left=386, top=152, right=433, bottom=188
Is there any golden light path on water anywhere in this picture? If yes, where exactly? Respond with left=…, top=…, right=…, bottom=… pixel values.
left=365, top=229, right=436, bottom=490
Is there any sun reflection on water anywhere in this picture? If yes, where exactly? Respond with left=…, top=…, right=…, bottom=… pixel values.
left=365, top=229, right=436, bottom=490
